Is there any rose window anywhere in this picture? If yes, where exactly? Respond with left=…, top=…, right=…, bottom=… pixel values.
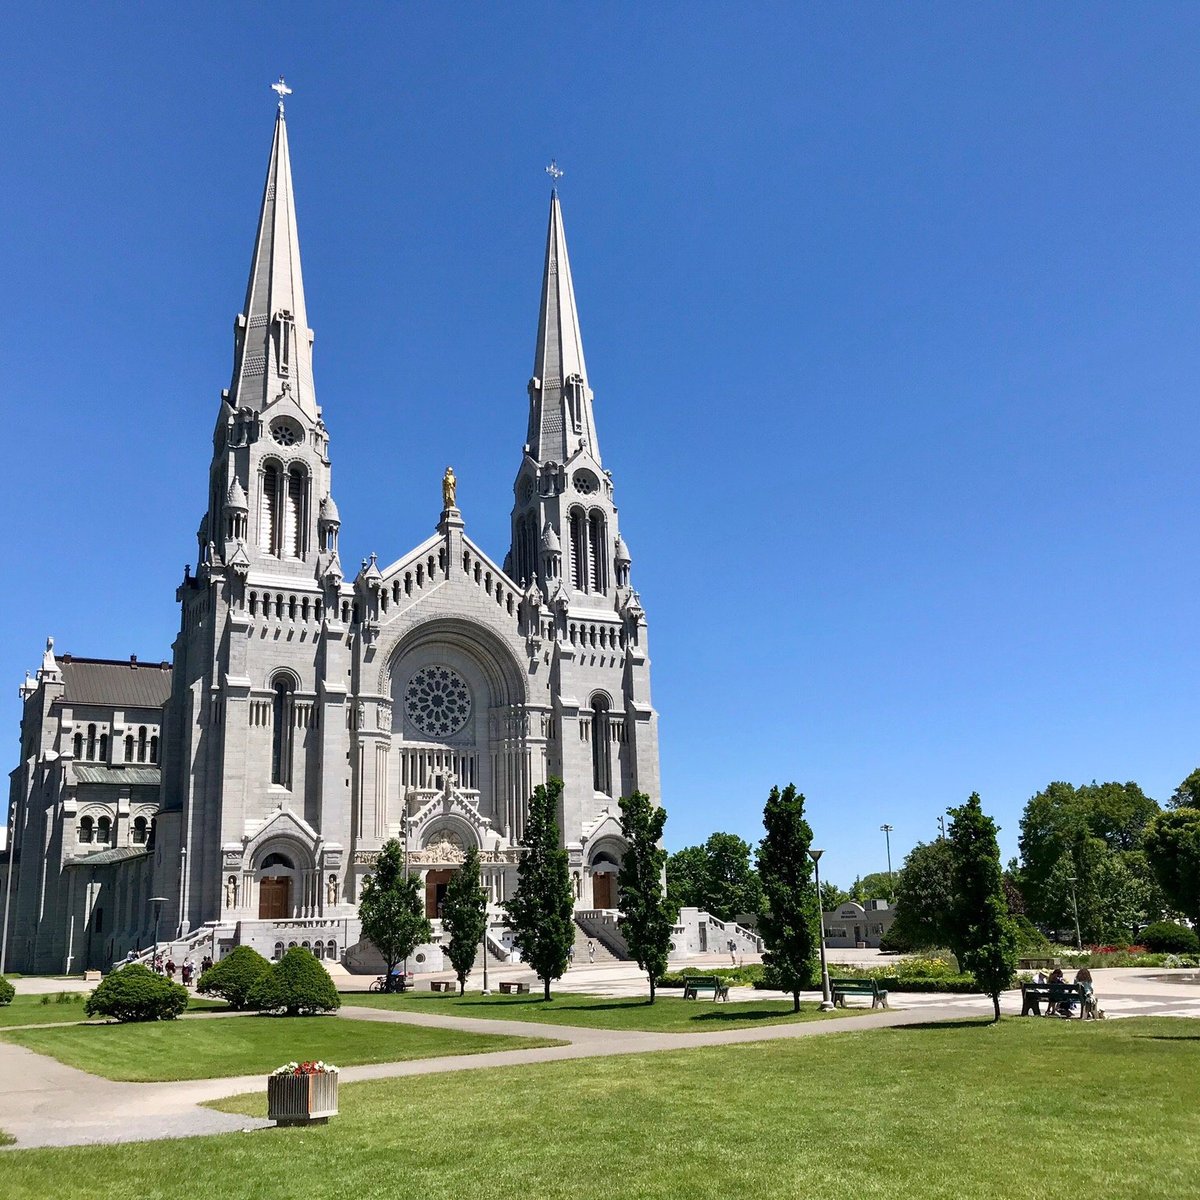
left=271, top=418, right=303, bottom=447
left=404, top=666, right=472, bottom=738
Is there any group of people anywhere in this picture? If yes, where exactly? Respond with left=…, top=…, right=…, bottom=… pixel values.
left=1034, top=966, right=1097, bottom=1017
left=121, top=948, right=213, bottom=988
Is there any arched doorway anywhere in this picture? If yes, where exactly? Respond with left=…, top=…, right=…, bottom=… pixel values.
left=591, top=849, right=620, bottom=909
left=425, top=869, right=454, bottom=918
left=258, top=851, right=294, bottom=919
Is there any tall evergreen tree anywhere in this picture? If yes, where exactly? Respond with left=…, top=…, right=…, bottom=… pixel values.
left=616, top=791, right=674, bottom=1002
left=358, top=838, right=432, bottom=992
left=506, top=777, right=575, bottom=1000
left=757, top=784, right=819, bottom=1013
left=443, top=846, right=488, bottom=995
left=946, top=793, right=1019, bottom=1022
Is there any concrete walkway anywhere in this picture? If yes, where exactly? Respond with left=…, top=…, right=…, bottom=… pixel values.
left=3, top=964, right=1196, bottom=1151
left=0, top=997, right=981, bottom=1150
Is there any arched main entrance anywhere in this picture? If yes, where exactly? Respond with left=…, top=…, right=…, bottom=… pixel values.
left=425, top=869, right=455, bottom=918
left=257, top=850, right=296, bottom=919
left=590, top=849, right=620, bottom=909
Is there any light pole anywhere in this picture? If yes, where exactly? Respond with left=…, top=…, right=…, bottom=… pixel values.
left=150, top=896, right=168, bottom=972
left=808, top=849, right=835, bottom=1011
left=479, top=884, right=491, bottom=996
left=880, top=824, right=894, bottom=897
left=1067, top=876, right=1082, bottom=951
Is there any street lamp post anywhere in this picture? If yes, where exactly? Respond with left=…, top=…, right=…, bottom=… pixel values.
left=808, top=849, right=835, bottom=1011
left=479, top=884, right=491, bottom=996
left=1067, top=876, right=1082, bottom=951
left=149, top=896, right=168, bottom=973
left=880, top=824, right=894, bottom=897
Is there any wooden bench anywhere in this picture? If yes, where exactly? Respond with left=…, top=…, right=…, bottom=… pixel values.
left=1021, top=981, right=1090, bottom=1019
left=429, top=979, right=455, bottom=993
left=682, top=975, right=730, bottom=1001
left=498, top=980, right=530, bottom=995
left=830, top=978, right=889, bottom=1009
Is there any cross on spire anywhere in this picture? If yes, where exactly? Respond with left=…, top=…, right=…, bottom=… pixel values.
left=271, top=75, right=293, bottom=111
left=545, top=159, right=564, bottom=182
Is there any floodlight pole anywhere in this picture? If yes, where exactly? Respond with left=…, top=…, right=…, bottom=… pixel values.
left=880, top=824, right=894, bottom=897
left=808, top=849, right=835, bottom=1011
left=1067, top=877, right=1082, bottom=951
left=150, top=896, right=168, bottom=972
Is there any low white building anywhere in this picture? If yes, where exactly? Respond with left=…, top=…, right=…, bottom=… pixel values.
left=822, top=899, right=896, bottom=948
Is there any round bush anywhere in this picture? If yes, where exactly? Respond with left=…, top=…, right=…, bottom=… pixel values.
left=84, top=963, right=189, bottom=1022
left=198, top=945, right=271, bottom=1009
left=0, top=975, right=14, bottom=1006
left=250, top=946, right=340, bottom=1016
left=1140, top=922, right=1199, bottom=954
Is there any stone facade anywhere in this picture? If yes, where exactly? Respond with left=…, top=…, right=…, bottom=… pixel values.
left=1, top=101, right=660, bottom=974
left=821, top=900, right=896, bottom=949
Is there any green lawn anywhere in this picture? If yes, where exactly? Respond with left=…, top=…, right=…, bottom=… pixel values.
left=342, top=990, right=859, bottom=1031
left=0, top=994, right=226, bottom=1028
left=3, top=1018, right=1197, bottom=1198
left=0, top=1014, right=559, bottom=1081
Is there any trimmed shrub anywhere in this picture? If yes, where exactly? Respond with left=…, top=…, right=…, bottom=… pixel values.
left=1140, top=922, right=1200, bottom=954
left=250, top=946, right=340, bottom=1016
left=0, top=975, right=14, bottom=1006
left=84, top=964, right=188, bottom=1022
left=198, top=945, right=271, bottom=1009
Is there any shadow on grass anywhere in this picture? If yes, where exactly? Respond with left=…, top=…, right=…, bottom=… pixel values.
left=1136, top=1033, right=1200, bottom=1042
left=884, top=1018, right=999, bottom=1032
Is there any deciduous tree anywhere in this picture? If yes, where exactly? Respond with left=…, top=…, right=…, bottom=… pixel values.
left=888, top=839, right=954, bottom=950
left=358, top=838, right=432, bottom=991
left=617, top=792, right=674, bottom=1002
left=757, top=784, right=818, bottom=1013
left=507, top=778, right=575, bottom=1001
left=946, top=793, right=1019, bottom=1022
left=442, top=846, right=488, bottom=995
left=1143, top=807, right=1200, bottom=926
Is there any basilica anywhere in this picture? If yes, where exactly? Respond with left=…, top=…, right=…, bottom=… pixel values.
left=1, top=95, right=662, bottom=974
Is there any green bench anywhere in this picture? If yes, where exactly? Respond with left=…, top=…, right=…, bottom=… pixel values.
left=1020, top=981, right=1091, bottom=1019
left=683, top=975, right=730, bottom=1001
left=830, top=978, right=889, bottom=1009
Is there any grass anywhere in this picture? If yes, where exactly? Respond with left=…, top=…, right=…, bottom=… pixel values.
left=0, top=1129, right=13, bottom=1147
left=0, top=993, right=226, bottom=1028
left=2, top=1018, right=1197, bottom=1197
left=0, top=1014, right=559, bottom=1081
left=342, top=990, right=860, bottom=1031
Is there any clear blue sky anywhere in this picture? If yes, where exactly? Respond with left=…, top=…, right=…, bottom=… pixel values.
left=3, top=5, right=1199, bottom=889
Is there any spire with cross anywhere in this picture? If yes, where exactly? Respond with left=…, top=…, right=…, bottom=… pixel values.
left=271, top=75, right=293, bottom=112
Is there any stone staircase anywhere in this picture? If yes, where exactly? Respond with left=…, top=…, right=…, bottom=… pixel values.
left=573, top=915, right=622, bottom=963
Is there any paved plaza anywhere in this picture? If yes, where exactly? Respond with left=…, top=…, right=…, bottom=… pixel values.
left=1, top=962, right=1197, bottom=1151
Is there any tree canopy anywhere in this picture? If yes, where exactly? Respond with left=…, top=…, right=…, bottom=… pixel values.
left=1143, top=807, right=1200, bottom=925
left=946, top=793, right=1018, bottom=1022
left=666, top=832, right=761, bottom=921
left=757, top=784, right=819, bottom=1013
left=506, top=777, right=575, bottom=1000
left=358, top=838, right=432, bottom=990
left=1169, top=768, right=1200, bottom=811
left=616, top=791, right=674, bottom=1002
left=887, top=839, right=954, bottom=950
left=442, top=846, right=488, bottom=995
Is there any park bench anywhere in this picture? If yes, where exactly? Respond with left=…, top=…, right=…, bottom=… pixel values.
left=1020, top=981, right=1091, bottom=1019
left=429, top=979, right=455, bottom=993
left=498, top=980, right=530, bottom=994
left=830, top=978, right=889, bottom=1009
left=682, top=975, right=730, bottom=1001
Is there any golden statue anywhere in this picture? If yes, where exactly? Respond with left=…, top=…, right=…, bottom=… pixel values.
left=442, top=465, right=457, bottom=509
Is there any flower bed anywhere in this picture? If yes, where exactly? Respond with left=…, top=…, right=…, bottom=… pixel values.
left=267, top=1061, right=339, bottom=1125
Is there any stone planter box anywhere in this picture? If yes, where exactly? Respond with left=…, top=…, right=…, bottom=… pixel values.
left=267, top=1071, right=339, bottom=1125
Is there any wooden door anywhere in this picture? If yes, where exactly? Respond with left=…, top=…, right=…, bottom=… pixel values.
left=592, top=873, right=614, bottom=910
left=425, top=869, right=454, bottom=918
left=259, top=876, right=291, bottom=920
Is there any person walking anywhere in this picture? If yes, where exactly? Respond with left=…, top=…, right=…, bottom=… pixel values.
left=587, top=939, right=595, bottom=964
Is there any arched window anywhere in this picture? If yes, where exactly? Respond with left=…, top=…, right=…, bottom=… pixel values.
left=327, top=940, right=337, bottom=961
left=149, top=735, right=158, bottom=764
left=97, top=815, right=112, bottom=844
left=125, top=734, right=134, bottom=761
left=589, top=511, right=607, bottom=593
left=285, top=466, right=307, bottom=558
left=271, top=677, right=295, bottom=787
left=86, top=724, right=97, bottom=760
left=260, top=463, right=280, bottom=555
left=591, top=696, right=611, bottom=795
left=74, top=732, right=83, bottom=759
left=132, top=816, right=148, bottom=845
left=98, top=733, right=109, bottom=762
left=274, top=941, right=284, bottom=961
left=137, top=727, right=147, bottom=763
left=79, top=816, right=94, bottom=843
left=314, top=940, right=325, bottom=959
left=569, top=507, right=587, bottom=592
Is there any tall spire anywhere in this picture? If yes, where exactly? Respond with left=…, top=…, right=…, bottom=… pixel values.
left=528, top=190, right=599, bottom=462
left=227, top=93, right=316, bottom=419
